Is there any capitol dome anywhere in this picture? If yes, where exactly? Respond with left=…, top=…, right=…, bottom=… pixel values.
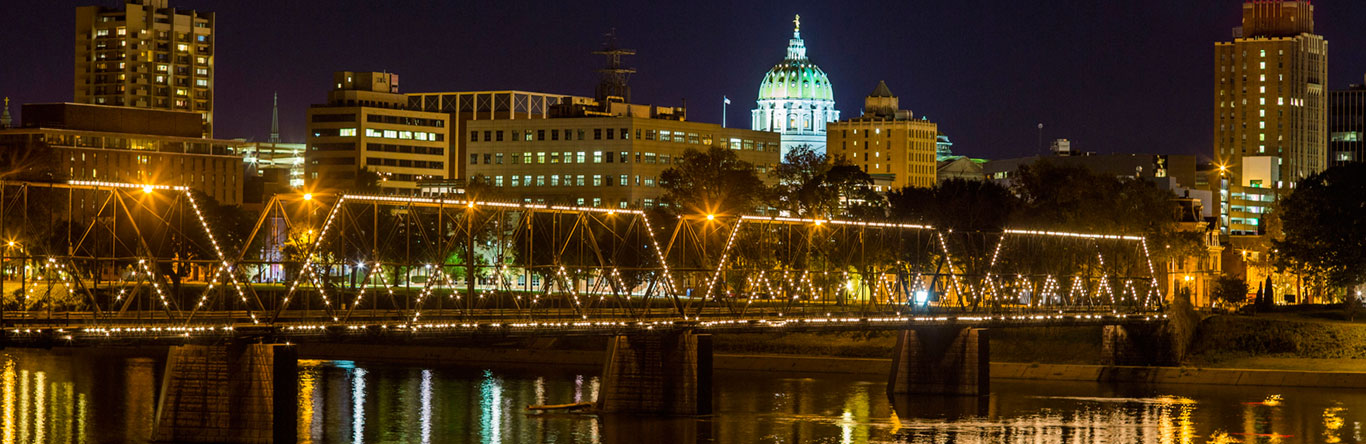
left=757, top=55, right=834, bottom=102
left=752, top=15, right=840, bottom=157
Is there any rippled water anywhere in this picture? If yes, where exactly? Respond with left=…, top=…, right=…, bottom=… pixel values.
left=3, top=349, right=1366, bottom=443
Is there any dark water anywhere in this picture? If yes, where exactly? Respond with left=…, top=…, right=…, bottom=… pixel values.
left=3, top=349, right=1366, bottom=443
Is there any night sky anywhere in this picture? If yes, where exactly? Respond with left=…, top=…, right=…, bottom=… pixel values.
left=3, top=1, right=1366, bottom=161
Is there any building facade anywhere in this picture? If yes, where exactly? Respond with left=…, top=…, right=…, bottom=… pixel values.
left=305, top=72, right=451, bottom=194
left=752, top=15, right=839, bottom=158
left=464, top=112, right=780, bottom=209
left=1213, top=0, right=1327, bottom=234
left=406, top=91, right=586, bottom=180
left=1329, top=78, right=1366, bottom=166
left=75, top=0, right=215, bottom=137
left=827, top=82, right=938, bottom=189
left=0, top=103, right=246, bottom=205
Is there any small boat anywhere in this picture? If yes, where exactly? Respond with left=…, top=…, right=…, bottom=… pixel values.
left=526, top=402, right=594, bottom=411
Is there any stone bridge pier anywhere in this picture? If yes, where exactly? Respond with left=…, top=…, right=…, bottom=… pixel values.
left=598, top=331, right=713, bottom=415
left=153, top=343, right=298, bottom=444
left=887, top=327, right=990, bottom=397
left=1102, top=324, right=1176, bottom=366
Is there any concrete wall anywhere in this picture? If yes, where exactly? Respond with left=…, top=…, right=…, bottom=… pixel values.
left=888, top=327, right=989, bottom=396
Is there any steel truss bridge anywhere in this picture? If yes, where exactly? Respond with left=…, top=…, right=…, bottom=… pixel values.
left=0, top=181, right=1166, bottom=345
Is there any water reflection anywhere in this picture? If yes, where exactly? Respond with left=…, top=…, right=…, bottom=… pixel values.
left=3, top=349, right=1366, bottom=443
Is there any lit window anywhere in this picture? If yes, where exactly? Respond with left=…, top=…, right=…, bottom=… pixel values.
left=116, top=27, right=126, bottom=36
left=398, top=131, right=413, bottom=140
left=339, top=128, right=357, bottom=137
left=176, top=43, right=188, bottom=52
left=383, top=130, right=397, bottom=139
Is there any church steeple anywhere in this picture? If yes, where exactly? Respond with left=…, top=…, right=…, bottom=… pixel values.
left=1, top=97, right=11, bottom=129
left=268, top=92, right=281, bottom=143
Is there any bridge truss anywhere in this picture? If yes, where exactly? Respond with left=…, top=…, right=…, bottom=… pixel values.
left=0, top=181, right=1165, bottom=343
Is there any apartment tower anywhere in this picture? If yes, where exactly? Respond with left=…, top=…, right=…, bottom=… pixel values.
left=75, top=0, right=215, bottom=136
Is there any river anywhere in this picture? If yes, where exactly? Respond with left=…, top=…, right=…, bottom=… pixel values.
left=2, top=349, right=1363, bottom=443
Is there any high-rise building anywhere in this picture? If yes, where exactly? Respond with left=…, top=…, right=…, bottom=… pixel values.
left=1213, top=0, right=1327, bottom=235
left=826, top=81, right=938, bottom=189
left=752, top=15, right=839, bottom=158
left=305, top=72, right=451, bottom=194
left=75, top=0, right=215, bottom=137
left=1329, top=76, right=1366, bottom=166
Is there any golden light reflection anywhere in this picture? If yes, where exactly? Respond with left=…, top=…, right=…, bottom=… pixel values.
left=17, top=370, right=27, bottom=444
left=297, top=362, right=320, bottom=443
left=2, top=356, right=13, bottom=444
left=1324, top=406, right=1346, bottom=444
left=32, top=371, right=43, bottom=444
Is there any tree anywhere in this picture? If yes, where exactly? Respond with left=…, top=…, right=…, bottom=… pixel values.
left=768, top=145, right=884, bottom=219
left=1211, top=274, right=1250, bottom=308
left=659, top=145, right=766, bottom=216
left=1010, top=160, right=1202, bottom=265
left=1274, top=163, right=1366, bottom=292
left=887, top=179, right=1017, bottom=232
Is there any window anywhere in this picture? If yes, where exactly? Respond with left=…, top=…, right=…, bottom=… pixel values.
left=537, top=152, right=546, bottom=164
left=536, top=176, right=545, bottom=186
left=660, top=131, right=672, bottom=142
left=495, top=153, right=504, bottom=164
left=619, top=175, right=628, bottom=186
left=621, top=128, right=629, bottom=140
left=593, top=151, right=603, bottom=163
left=496, top=131, right=504, bottom=142
left=470, top=131, right=478, bottom=142
left=495, top=176, right=504, bottom=187
left=339, top=128, right=357, bottom=137
left=577, top=175, right=585, bottom=186
left=551, top=176, right=559, bottom=186
left=645, top=153, right=656, bottom=164
left=576, top=152, right=586, bottom=163
left=511, top=176, right=521, bottom=187
left=551, top=130, right=559, bottom=141
left=550, top=152, right=560, bottom=164
left=593, top=175, right=602, bottom=187
left=537, top=130, right=545, bottom=141
left=594, top=129, right=602, bottom=140
left=606, top=129, right=614, bottom=140
left=469, top=154, right=478, bottom=164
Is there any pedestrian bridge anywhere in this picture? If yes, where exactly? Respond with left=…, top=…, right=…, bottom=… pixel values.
left=0, top=180, right=1167, bottom=341
left=0, top=181, right=1173, bottom=440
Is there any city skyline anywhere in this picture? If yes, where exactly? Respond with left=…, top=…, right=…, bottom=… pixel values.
left=2, top=1, right=1366, bottom=160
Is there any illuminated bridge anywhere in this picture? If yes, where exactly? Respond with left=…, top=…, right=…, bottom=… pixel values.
left=0, top=180, right=1171, bottom=438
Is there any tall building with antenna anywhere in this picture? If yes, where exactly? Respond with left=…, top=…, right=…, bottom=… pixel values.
left=1213, top=0, right=1327, bottom=235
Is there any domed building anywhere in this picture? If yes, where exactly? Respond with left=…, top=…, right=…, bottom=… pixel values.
left=751, top=15, right=840, bottom=157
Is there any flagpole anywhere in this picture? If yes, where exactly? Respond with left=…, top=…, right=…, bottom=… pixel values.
left=722, top=96, right=728, bottom=128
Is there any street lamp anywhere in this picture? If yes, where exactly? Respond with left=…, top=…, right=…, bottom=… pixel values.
left=302, top=193, right=313, bottom=201
left=142, top=185, right=154, bottom=194
left=705, top=214, right=715, bottom=221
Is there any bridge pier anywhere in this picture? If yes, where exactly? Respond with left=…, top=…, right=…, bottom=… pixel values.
left=153, top=343, right=298, bottom=444
left=598, top=332, right=712, bottom=415
left=887, top=327, right=989, bottom=397
left=1102, top=324, right=1175, bottom=366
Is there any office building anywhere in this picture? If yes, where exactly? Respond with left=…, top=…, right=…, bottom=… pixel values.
left=75, top=0, right=215, bottom=137
left=752, top=15, right=839, bottom=157
left=464, top=100, right=780, bottom=208
left=1214, top=0, right=1327, bottom=234
left=304, top=72, right=451, bottom=194
left=406, top=90, right=585, bottom=181
left=1329, top=77, right=1366, bottom=166
left=0, top=103, right=247, bottom=205
left=826, top=81, right=939, bottom=189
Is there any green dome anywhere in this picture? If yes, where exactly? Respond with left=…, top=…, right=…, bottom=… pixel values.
left=757, top=23, right=834, bottom=103
left=758, top=62, right=834, bottom=102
